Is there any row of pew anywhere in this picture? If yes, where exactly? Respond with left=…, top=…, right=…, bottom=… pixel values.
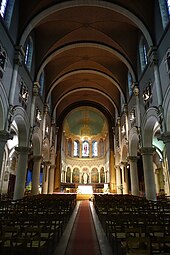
left=0, top=194, right=76, bottom=255
left=93, top=194, right=170, bottom=255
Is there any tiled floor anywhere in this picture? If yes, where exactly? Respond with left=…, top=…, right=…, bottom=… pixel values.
left=54, top=200, right=113, bottom=255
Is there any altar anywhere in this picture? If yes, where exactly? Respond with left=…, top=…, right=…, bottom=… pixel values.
left=76, top=185, right=93, bottom=200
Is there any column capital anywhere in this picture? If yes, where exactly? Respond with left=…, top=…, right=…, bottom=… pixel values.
left=33, top=82, right=40, bottom=96
left=128, top=156, right=138, bottom=162
left=120, top=161, right=128, bottom=167
left=0, top=130, right=13, bottom=142
left=148, top=46, right=158, bottom=66
left=141, top=147, right=155, bottom=155
left=14, top=45, right=25, bottom=66
left=133, top=85, right=139, bottom=97
left=15, top=146, right=31, bottom=154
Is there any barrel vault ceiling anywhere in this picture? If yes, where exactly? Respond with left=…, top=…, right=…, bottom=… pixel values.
left=19, top=0, right=155, bottom=132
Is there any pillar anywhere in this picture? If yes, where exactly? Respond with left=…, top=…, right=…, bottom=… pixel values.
left=121, top=162, right=129, bottom=194
left=0, top=131, right=12, bottom=176
left=42, top=104, right=48, bottom=140
left=148, top=47, right=163, bottom=108
left=13, top=146, right=30, bottom=200
left=116, top=165, right=122, bottom=194
left=133, top=85, right=141, bottom=128
left=30, top=82, right=40, bottom=128
left=42, top=161, right=50, bottom=194
left=141, top=147, right=157, bottom=201
left=9, top=46, right=25, bottom=106
left=48, top=165, right=55, bottom=194
left=31, top=155, right=42, bottom=195
left=159, top=132, right=170, bottom=175
left=110, top=149, right=116, bottom=193
left=128, top=156, right=139, bottom=196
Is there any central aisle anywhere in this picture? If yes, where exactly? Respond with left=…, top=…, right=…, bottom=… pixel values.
left=64, top=200, right=101, bottom=255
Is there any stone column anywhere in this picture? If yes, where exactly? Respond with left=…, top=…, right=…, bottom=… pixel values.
left=110, top=149, right=116, bottom=193
left=42, top=104, right=48, bottom=140
left=98, top=170, right=101, bottom=183
left=148, top=47, right=163, bottom=108
left=117, top=117, right=121, bottom=148
left=42, top=161, right=50, bottom=194
left=48, top=165, right=55, bottom=194
left=124, top=104, right=129, bottom=139
left=31, top=155, right=42, bottom=195
left=89, top=171, right=91, bottom=183
left=133, top=85, right=141, bottom=128
left=9, top=46, right=25, bottom=106
left=70, top=170, right=73, bottom=183
left=0, top=131, right=12, bottom=176
left=159, top=132, right=170, bottom=175
left=128, top=156, right=139, bottom=196
left=13, top=146, right=30, bottom=200
left=141, top=147, right=157, bottom=201
left=121, top=162, right=129, bottom=194
left=30, top=82, right=40, bottom=128
left=105, top=171, right=107, bottom=183
left=116, top=165, right=122, bottom=194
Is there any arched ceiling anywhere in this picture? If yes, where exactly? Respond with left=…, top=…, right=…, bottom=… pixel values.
left=18, top=0, right=154, bottom=130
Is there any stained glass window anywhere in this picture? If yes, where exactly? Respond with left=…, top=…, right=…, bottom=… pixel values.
left=82, top=140, right=89, bottom=157
left=92, top=140, right=98, bottom=157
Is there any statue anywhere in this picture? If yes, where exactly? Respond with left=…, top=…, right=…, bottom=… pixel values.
left=82, top=172, right=88, bottom=184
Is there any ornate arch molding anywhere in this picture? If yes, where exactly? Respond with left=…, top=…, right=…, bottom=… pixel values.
left=141, top=107, right=160, bottom=147
left=52, top=87, right=118, bottom=120
left=19, top=0, right=153, bottom=47
left=162, top=85, right=170, bottom=131
left=32, top=126, right=42, bottom=155
left=36, top=43, right=136, bottom=82
left=0, top=81, right=8, bottom=130
left=129, top=127, right=139, bottom=156
left=11, top=106, right=30, bottom=147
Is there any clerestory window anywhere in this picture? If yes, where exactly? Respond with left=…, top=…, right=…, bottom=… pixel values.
left=0, top=0, right=15, bottom=28
left=139, top=37, right=148, bottom=73
left=24, top=36, right=33, bottom=72
left=159, top=0, right=170, bottom=29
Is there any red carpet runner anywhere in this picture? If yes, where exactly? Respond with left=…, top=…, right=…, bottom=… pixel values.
left=64, top=200, right=101, bottom=255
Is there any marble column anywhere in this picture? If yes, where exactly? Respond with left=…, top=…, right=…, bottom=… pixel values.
left=0, top=131, right=13, bottom=176
left=30, top=82, right=40, bottom=128
left=9, top=46, right=24, bottom=106
left=42, top=104, right=48, bottom=140
left=121, top=162, right=129, bottom=194
left=42, top=161, right=50, bottom=194
left=116, top=165, right=122, bottom=194
left=110, top=149, right=116, bottom=193
left=31, top=155, right=42, bottom=195
left=98, top=170, right=101, bottom=183
left=141, top=147, right=157, bottom=201
left=48, top=165, right=55, bottom=194
left=133, top=85, right=141, bottom=128
left=148, top=47, right=163, bottom=107
left=13, top=146, right=30, bottom=200
left=159, top=132, right=170, bottom=175
left=128, top=156, right=139, bottom=196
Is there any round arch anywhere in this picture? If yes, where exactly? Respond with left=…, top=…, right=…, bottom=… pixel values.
left=36, top=42, right=137, bottom=82
left=129, top=127, right=139, bottom=156
left=19, top=0, right=153, bottom=47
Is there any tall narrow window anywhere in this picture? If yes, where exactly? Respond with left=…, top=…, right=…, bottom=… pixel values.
left=24, top=36, right=33, bottom=71
left=92, top=140, right=98, bottom=157
left=74, top=140, right=79, bottom=157
left=159, top=0, right=170, bottom=29
left=139, top=37, right=148, bottom=72
left=128, top=71, right=133, bottom=97
left=0, top=0, right=15, bottom=28
left=39, top=70, right=45, bottom=96
left=82, top=140, right=89, bottom=157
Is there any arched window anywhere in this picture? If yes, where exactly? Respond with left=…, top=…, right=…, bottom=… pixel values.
left=139, top=37, right=148, bottom=72
left=92, top=140, right=98, bottom=157
left=73, top=140, right=79, bottom=157
left=0, top=0, right=15, bottom=28
left=82, top=140, right=89, bottom=157
left=24, top=36, right=33, bottom=71
left=39, top=70, right=45, bottom=96
left=99, top=138, right=104, bottom=157
left=120, top=94, right=125, bottom=113
left=68, top=138, right=72, bottom=157
left=159, top=0, right=170, bottom=29
left=128, top=71, right=133, bottom=97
